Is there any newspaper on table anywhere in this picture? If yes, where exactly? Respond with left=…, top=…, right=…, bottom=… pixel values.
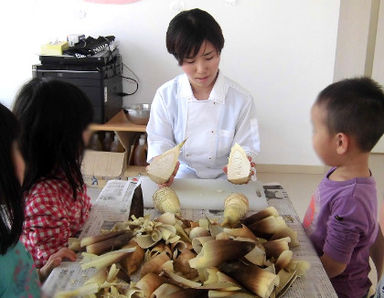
left=80, top=180, right=138, bottom=237
left=43, top=179, right=138, bottom=297
left=263, top=183, right=338, bottom=298
left=42, top=180, right=337, bottom=298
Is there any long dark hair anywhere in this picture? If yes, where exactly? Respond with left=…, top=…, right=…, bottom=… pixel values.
left=13, top=78, right=93, bottom=199
left=0, top=103, right=23, bottom=255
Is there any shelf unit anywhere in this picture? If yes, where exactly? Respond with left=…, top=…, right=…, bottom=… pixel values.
left=90, top=109, right=147, bottom=177
left=90, top=110, right=147, bottom=132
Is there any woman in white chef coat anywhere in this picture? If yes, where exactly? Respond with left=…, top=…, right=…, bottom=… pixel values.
left=146, top=8, right=260, bottom=184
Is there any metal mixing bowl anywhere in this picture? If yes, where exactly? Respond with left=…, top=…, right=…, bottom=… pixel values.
left=125, top=104, right=151, bottom=125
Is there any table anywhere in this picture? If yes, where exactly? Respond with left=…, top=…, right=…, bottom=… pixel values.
left=261, top=183, right=337, bottom=297
left=43, top=180, right=337, bottom=297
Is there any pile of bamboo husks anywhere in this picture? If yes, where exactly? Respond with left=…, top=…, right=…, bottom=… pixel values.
left=56, top=196, right=308, bottom=298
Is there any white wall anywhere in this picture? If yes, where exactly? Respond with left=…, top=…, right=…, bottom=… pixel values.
left=0, top=0, right=340, bottom=165
left=372, top=0, right=384, bottom=153
left=333, top=0, right=384, bottom=153
left=333, top=0, right=378, bottom=81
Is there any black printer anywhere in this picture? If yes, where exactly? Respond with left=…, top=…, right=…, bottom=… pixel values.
left=33, top=49, right=123, bottom=123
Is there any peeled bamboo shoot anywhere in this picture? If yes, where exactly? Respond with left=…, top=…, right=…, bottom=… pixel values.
left=147, top=139, right=187, bottom=184
left=222, top=193, right=249, bottom=227
left=153, top=187, right=181, bottom=214
left=227, top=144, right=251, bottom=184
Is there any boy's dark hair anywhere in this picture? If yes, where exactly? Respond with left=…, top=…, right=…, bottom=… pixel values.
left=13, top=78, right=93, bottom=199
left=316, top=77, right=384, bottom=152
left=0, top=103, right=24, bottom=254
left=166, top=8, right=224, bottom=65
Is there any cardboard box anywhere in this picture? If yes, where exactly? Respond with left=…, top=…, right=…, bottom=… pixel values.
left=82, top=131, right=134, bottom=188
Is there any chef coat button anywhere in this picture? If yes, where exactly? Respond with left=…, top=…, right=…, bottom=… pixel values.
left=209, top=157, right=212, bottom=160
left=211, top=130, right=214, bottom=134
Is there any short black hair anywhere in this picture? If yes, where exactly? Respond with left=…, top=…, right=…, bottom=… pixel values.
left=316, top=77, right=384, bottom=152
left=0, top=103, right=24, bottom=255
left=166, top=8, right=225, bottom=65
left=13, top=78, right=93, bottom=199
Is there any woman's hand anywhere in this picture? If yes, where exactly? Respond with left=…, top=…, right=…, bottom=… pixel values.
left=159, top=161, right=180, bottom=187
left=223, top=156, right=256, bottom=183
left=38, top=247, right=77, bottom=282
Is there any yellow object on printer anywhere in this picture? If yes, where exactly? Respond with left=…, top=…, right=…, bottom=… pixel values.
left=41, top=41, right=69, bottom=56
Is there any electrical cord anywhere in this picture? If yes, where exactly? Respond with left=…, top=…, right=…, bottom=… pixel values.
left=123, top=63, right=140, bottom=82
left=118, top=53, right=140, bottom=95
left=100, top=37, right=140, bottom=96
left=119, top=75, right=139, bottom=96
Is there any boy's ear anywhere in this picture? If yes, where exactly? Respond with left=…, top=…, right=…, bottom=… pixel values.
left=335, top=133, right=349, bottom=155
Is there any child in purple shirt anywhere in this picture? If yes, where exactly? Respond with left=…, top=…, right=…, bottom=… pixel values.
left=303, top=77, right=384, bottom=298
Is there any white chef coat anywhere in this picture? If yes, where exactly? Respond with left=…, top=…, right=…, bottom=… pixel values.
left=146, top=71, right=260, bottom=179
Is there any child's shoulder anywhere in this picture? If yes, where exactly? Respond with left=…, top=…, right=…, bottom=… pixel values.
left=0, top=241, right=41, bottom=297
left=322, top=168, right=376, bottom=195
left=28, top=177, right=62, bottom=195
left=26, top=176, right=88, bottom=202
left=330, top=180, right=376, bottom=204
left=325, top=177, right=377, bottom=226
left=26, top=177, right=73, bottom=204
left=320, top=171, right=377, bottom=212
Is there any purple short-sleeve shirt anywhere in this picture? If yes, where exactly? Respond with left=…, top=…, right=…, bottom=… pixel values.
left=303, top=168, right=378, bottom=298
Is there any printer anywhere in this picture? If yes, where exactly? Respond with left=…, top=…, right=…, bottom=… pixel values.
left=33, top=48, right=123, bottom=123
